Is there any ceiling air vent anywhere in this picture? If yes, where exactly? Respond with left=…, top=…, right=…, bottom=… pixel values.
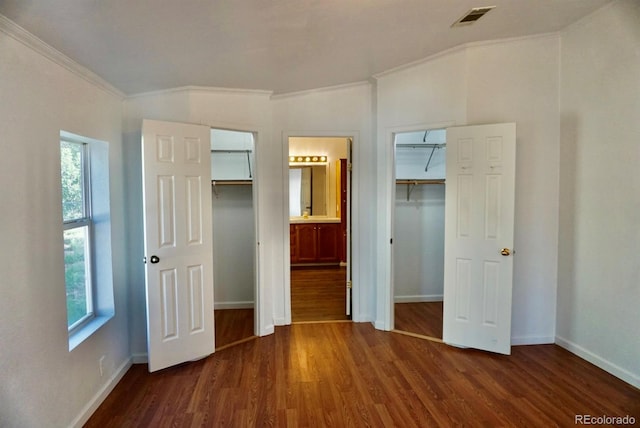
left=451, top=6, right=495, bottom=27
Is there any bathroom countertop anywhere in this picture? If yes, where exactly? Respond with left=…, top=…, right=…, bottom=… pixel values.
left=290, top=216, right=340, bottom=224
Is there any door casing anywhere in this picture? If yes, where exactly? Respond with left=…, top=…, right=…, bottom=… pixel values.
left=384, top=121, right=516, bottom=355
left=382, top=121, right=455, bottom=331
left=283, top=132, right=358, bottom=324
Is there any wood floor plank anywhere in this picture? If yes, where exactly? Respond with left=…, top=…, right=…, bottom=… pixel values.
left=394, top=301, right=443, bottom=339
left=215, top=308, right=254, bottom=348
left=291, top=266, right=349, bottom=322
left=86, top=322, right=640, bottom=427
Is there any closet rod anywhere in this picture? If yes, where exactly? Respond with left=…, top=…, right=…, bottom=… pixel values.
left=396, top=179, right=445, bottom=185
left=211, top=180, right=252, bottom=185
left=211, top=179, right=253, bottom=198
left=395, top=143, right=445, bottom=149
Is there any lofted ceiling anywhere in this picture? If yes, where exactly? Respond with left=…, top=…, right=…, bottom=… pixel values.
left=0, top=0, right=611, bottom=95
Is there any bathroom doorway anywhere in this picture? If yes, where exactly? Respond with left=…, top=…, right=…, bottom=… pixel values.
left=393, top=129, right=446, bottom=339
left=288, top=136, right=351, bottom=322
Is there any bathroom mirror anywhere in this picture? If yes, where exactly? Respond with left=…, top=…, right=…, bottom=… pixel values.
left=289, top=165, right=327, bottom=216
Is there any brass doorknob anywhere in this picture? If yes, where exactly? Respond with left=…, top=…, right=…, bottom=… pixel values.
left=500, top=248, right=511, bottom=256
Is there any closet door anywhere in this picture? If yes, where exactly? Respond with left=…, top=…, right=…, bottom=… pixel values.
left=142, top=119, right=214, bottom=372
left=443, top=123, right=516, bottom=355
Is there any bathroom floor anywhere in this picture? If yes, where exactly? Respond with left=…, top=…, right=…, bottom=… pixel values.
left=291, top=266, right=349, bottom=322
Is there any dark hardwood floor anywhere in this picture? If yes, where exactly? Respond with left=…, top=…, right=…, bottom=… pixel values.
left=291, top=266, right=349, bottom=322
left=215, top=264, right=349, bottom=348
left=395, top=302, right=443, bottom=340
left=86, top=322, right=640, bottom=427
left=215, top=308, right=255, bottom=349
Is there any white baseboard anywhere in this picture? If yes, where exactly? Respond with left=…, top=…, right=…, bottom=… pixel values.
left=374, top=320, right=390, bottom=331
left=511, top=335, right=555, bottom=346
left=351, top=312, right=370, bottom=323
left=214, top=301, right=254, bottom=310
left=394, top=294, right=443, bottom=303
left=273, top=317, right=287, bottom=326
left=259, top=324, right=275, bottom=336
left=70, top=357, right=132, bottom=428
left=131, top=353, right=148, bottom=364
left=555, top=335, right=640, bottom=389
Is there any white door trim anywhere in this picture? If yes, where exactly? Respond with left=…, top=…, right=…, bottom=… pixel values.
left=379, top=121, right=455, bottom=331
left=282, top=130, right=361, bottom=324
left=196, top=119, right=270, bottom=337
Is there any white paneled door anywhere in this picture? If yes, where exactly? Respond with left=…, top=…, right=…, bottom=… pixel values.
left=443, top=123, right=516, bottom=355
left=142, top=119, right=214, bottom=372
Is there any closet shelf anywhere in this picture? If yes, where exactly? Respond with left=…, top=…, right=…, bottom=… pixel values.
left=211, top=179, right=252, bottom=185
left=396, top=179, right=445, bottom=185
left=396, top=179, right=445, bottom=201
left=211, top=179, right=253, bottom=198
left=395, top=144, right=445, bottom=149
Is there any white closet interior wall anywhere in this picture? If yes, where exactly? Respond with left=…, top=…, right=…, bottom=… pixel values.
left=394, top=130, right=446, bottom=302
left=211, top=129, right=255, bottom=309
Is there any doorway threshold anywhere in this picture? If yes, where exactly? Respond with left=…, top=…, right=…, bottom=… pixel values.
left=215, top=335, right=257, bottom=352
left=392, top=329, right=444, bottom=344
left=291, top=320, right=352, bottom=325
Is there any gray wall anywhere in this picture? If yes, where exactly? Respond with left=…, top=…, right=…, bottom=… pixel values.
left=212, top=184, right=255, bottom=308
left=0, top=24, right=129, bottom=427
left=393, top=184, right=445, bottom=301
left=557, top=0, right=640, bottom=387
left=1, top=3, right=638, bottom=426
left=375, top=33, right=561, bottom=342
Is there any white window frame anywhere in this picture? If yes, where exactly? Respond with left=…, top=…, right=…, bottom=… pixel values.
left=60, top=131, right=115, bottom=350
left=61, top=140, right=96, bottom=333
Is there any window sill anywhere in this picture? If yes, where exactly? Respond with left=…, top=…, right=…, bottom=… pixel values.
left=68, top=313, right=114, bottom=351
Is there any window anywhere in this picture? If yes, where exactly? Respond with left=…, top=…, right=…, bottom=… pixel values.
left=61, top=140, right=94, bottom=331
left=60, top=131, right=114, bottom=350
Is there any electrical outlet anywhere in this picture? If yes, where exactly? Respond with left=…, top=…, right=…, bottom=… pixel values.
left=99, top=356, right=105, bottom=377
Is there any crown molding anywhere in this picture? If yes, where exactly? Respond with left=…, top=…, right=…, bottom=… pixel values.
left=373, top=32, right=559, bottom=80
left=0, top=14, right=124, bottom=99
left=270, top=80, right=372, bottom=100
left=186, top=85, right=273, bottom=97
left=127, top=85, right=273, bottom=100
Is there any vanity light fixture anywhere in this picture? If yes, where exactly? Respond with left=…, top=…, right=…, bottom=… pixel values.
left=289, top=155, right=327, bottom=165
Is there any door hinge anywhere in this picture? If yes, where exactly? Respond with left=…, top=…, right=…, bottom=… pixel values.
left=347, top=281, right=352, bottom=289
left=347, top=162, right=352, bottom=171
